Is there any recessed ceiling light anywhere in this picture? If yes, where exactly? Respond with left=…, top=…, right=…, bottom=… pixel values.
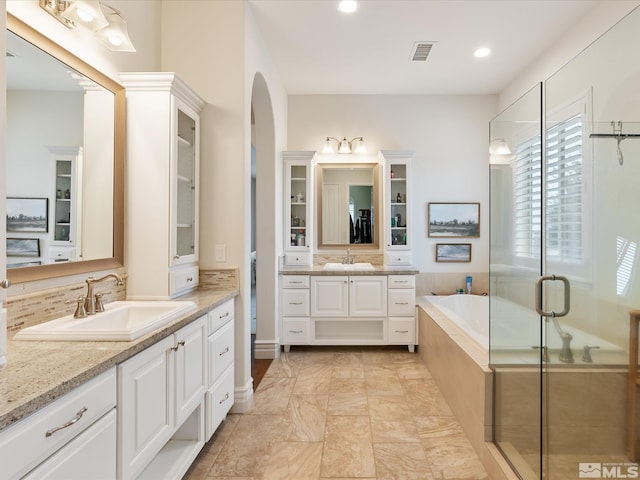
left=474, top=47, right=491, bottom=58
left=338, top=0, right=358, bottom=14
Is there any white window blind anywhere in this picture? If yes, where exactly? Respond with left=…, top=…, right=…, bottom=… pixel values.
left=512, top=113, right=584, bottom=265
left=513, top=134, right=542, bottom=260
left=545, top=114, right=583, bottom=264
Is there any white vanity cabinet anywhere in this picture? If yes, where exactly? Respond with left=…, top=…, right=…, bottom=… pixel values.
left=381, top=150, right=414, bottom=266
left=122, top=72, right=205, bottom=299
left=281, top=275, right=311, bottom=351
left=0, top=368, right=116, bottom=480
left=118, top=316, right=206, bottom=480
left=281, top=273, right=416, bottom=351
left=205, top=299, right=235, bottom=440
left=388, top=275, right=417, bottom=352
left=283, top=151, right=315, bottom=266
left=49, top=147, right=82, bottom=261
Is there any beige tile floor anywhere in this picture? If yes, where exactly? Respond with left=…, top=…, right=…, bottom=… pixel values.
left=184, top=347, right=489, bottom=480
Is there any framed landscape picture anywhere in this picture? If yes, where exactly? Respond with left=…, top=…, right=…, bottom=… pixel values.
left=6, top=238, right=40, bottom=257
left=6, top=197, right=48, bottom=233
left=428, top=202, right=479, bottom=238
left=435, top=243, right=472, bottom=262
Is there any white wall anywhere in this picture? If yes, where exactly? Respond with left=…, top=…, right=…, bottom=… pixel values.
left=288, top=95, right=497, bottom=275
left=499, top=0, right=640, bottom=110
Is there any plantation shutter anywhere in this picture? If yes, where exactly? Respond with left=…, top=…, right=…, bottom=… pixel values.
left=512, top=113, right=583, bottom=264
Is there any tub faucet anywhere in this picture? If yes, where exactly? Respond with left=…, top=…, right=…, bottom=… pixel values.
left=582, top=345, right=600, bottom=363
left=558, top=331, right=574, bottom=363
left=84, top=273, right=124, bottom=315
left=342, top=248, right=355, bottom=264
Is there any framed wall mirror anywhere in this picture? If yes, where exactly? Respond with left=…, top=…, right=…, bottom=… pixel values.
left=6, top=14, right=125, bottom=283
left=316, top=163, right=380, bottom=249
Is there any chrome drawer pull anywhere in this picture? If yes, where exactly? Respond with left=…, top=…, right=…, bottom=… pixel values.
left=219, top=392, right=230, bottom=404
left=290, top=281, right=303, bottom=284
left=395, top=302, right=409, bottom=305
left=395, top=330, right=409, bottom=334
left=187, top=277, right=193, bottom=282
left=219, top=312, right=230, bottom=319
left=219, top=346, right=230, bottom=356
left=289, top=330, right=303, bottom=334
left=45, top=407, right=88, bottom=437
left=171, top=340, right=186, bottom=351
left=395, top=280, right=408, bottom=284
left=289, top=302, right=303, bottom=305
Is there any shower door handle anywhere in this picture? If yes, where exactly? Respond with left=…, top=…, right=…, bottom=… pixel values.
left=535, top=274, right=570, bottom=317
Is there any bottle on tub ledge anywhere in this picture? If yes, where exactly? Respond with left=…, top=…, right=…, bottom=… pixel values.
left=466, top=275, right=472, bottom=294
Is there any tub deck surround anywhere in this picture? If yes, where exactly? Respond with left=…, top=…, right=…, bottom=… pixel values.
left=0, top=289, right=238, bottom=430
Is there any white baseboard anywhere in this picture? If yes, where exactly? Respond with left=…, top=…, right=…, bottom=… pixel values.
left=231, top=378, right=254, bottom=413
left=253, top=339, right=281, bottom=359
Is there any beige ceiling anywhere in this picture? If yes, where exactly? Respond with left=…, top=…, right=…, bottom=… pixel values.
left=247, top=0, right=600, bottom=95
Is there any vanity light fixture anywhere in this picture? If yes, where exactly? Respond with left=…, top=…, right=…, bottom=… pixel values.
left=39, top=0, right=136, bottom=52
left=323, top=136, right=366, bottom=154
left=489, top=138, right=514, bottom=164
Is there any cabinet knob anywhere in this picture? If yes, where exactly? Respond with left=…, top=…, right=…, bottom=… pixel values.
left=0, top=279, right=10, bottom=289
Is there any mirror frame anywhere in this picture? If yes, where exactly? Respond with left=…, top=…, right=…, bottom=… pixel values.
left=6, top=14, right=125, bottom=283
left=316, top=162, right=381, bottom=250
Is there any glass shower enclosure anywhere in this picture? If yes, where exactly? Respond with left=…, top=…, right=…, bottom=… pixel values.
left=490, top=6, right=640, bottom=479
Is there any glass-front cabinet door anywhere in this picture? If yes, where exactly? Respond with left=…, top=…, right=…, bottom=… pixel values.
left=381, top=150, right=413, bottom=266
left=283, top=151, right=314, bottom=266
left=171, top=102, right=199, bottom=267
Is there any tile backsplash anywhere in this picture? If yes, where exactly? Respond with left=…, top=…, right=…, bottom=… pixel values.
left=6, top=276, right=127, bottom=332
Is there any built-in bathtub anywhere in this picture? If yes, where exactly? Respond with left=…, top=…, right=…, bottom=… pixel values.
left=417, top=294, right=629, bottom=479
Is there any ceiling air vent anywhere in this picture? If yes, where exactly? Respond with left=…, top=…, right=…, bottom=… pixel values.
left=410, top=42, right=435, bottom=62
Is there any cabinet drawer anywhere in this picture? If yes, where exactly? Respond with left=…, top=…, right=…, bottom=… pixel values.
left=22, top=409, right=116, bottom=480
left=281, top=275, right=310, bottom=288
left=208, top=321, right=234, bottom=386
left=388, top=275, right=415, bottom=289
left=170, top=265, right=199, bottom=295
left=282, top=318, right=309, bottom=345
left=284, top=253, right=311, bottom=266
left=385, top=251, right=412, bottom=266
left=205, top=366, right=235, bottom=440
left=208, top=299, right=234, bottom=334
left=388, top=289, right=416, bottom=316
left=0, top=368, right=116, bottom=480
left=388, top=318, right=416, bottom=344
left=281, top=289, right=310, bottom=316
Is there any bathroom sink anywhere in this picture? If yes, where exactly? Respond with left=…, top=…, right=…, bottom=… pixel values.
left=322, top=262, right=376, bottom=271
left=13, top=300, right=198, bottom=342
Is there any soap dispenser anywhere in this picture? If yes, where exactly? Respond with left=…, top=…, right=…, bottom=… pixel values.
left=466, top=276, right=472, bottom=294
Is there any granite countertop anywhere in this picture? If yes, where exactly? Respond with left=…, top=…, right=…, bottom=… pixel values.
left=0, top=288, right=239, bottom=431
left=280, top=265, right=419, bottom=275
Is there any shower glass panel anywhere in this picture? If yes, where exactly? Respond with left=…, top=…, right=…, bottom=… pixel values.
left=490, top=84, right=543, bottom=479
left=491, top=6, right=640, bottom=479
left=544, top=6, right=640, bottom=479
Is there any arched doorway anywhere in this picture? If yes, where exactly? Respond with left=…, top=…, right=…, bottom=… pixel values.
left=249, top=73, right=277, bottom=388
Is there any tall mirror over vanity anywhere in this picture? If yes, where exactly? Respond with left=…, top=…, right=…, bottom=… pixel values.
left=316, top=163, right=380, bottom=250
left=5, top=15, right=125, bottom=283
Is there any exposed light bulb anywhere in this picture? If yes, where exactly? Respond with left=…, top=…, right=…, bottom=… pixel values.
left=474, top=47, right=491, bottom=58
left=338, top=0, right=358, bottom=14
left=76, top=8, right=94, bottom=23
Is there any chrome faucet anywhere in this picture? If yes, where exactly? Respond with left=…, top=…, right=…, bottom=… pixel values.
left=84, top=273, right=124, bottom=315
left=342, top=248, right=355, bottom=264
left=582, top=345, right=600, bottom=363
left=558, top=331, right=574, bottom=363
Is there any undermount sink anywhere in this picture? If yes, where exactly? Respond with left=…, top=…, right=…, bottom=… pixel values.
left=322, top=262, right=376, bottom=271
left=13, top=300, right=198, bottom=342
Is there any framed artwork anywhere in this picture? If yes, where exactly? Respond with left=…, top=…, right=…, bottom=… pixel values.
left=6, top=197, right=49, bottom=233
left=435, top=243, right=472, bottom=262
left=6, top=238, right=40, bottom=257
left=428, top=202, right=479, bottom=238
